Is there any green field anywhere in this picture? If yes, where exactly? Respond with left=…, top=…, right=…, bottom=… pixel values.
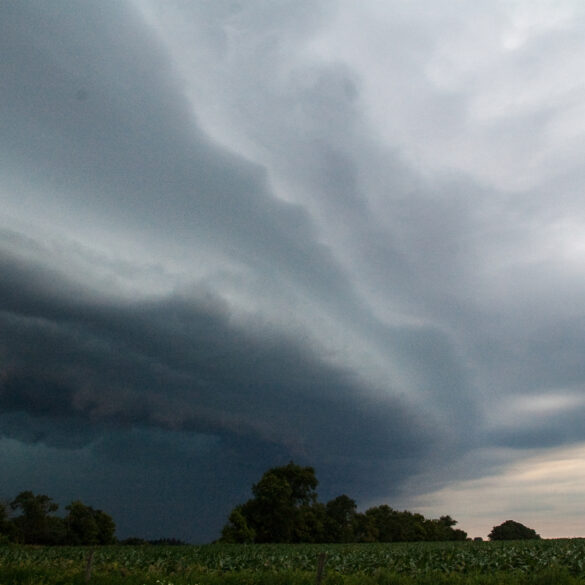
left=2, top=540, right=585, bottom=584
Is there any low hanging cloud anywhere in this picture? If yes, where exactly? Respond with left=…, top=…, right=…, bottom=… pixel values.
left=0, top=232, right=440, bottom=525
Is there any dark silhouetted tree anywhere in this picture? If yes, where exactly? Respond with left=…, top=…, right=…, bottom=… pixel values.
left=220, top=506, right=256, bottom=543
left=353, top=511, right=378, bottom=542
left=10, top=491, right=64, bottom=544
left=364, top=505, right=402, bottom=542
left=246, top=469, right=295, bottom=542
left=93, top=508, right=116, bottom=544
left=361, top=506, right=467, bottom=542
left=324, top=495, right=357, bottom=542
left=65, top=501, right=99, bottom=545
left=220, top=462, right=320, bottom=543
left=0, top=500, right=15, bottom=542
left=489, top=520, right=540, bottom=541
left=120, top=537, right=148, bottom=545
left=65, top=500, right=116, bottom=545
left=148, top=537, right=188, bottom=545
left=425, top=515, right=468, bottom=541
left=294, top=502, right=326, bottom=543
left=220, top=462, right=467, bottom=543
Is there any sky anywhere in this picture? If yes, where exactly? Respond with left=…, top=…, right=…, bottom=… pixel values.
left=2, top=0, right=585, bottom=543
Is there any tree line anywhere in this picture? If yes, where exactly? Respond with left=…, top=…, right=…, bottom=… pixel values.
left=0, top=491, right=116, bottom=545
left=2, top=468, right=541, bottom=546
left=220, top=462, right=468, bottom=543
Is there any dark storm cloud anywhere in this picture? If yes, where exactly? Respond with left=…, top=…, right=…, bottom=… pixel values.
left=5, top=0, right=585, bottom=541
left=0, top=1, right=456, bottom=540
left=0, top=0, right=491, bottom=542
left=0, top=238, right=436, bottom=504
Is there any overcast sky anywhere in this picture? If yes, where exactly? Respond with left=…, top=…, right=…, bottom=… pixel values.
left=3, top=0, right=585, bottom=542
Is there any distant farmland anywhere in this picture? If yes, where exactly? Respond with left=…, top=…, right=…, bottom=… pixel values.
left=3, top=540, right=585, bottom=584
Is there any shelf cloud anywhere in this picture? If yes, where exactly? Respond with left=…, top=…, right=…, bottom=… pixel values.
left=3, top=0, right=585, bottom=541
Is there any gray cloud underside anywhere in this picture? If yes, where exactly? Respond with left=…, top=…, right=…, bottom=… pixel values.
left=0, top=0, right=474, bottom=449
left=1, top=1, right=445, bottom=503
left=0, top=238, right=442, bottom=546
left=0, top=236, right=434, bottom=481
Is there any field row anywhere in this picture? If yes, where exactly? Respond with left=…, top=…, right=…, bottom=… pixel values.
left=2, top=541, right=585, bottom=584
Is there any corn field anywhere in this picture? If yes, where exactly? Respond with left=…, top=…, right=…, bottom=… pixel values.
left=2, top=540, right=585, bottom=584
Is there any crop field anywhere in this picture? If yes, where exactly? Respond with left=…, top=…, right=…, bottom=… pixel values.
left=2, top=540, right=585, bottom=585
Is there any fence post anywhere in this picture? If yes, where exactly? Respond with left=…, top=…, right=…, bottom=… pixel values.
left=315, top=552, right=327, bottom=585
left=85, top=549, right=95, bottom=583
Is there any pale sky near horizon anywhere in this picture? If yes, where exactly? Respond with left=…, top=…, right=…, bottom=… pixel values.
left=3, top=0, right=585, bottom=541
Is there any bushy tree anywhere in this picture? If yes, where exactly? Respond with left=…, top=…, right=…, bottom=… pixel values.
left=220, top=506, right=256, bottom=543
left=324, top=495, right=357, bottom=542
left=119, top=536, right=148, bottom=545
left=5, top=491, right=116, bottom=545
left=219, top=461, right=467, bottom=543
left=271, top=462, right=319, bottom=506
left=248, top=470, right=295, bottom=542
left=294, top=502, right=326, bottom=543
left=65, top=501, right=99, bottom=545
left=352, top=511, right=378, bottom=542
left=10, top=491, right=63, bottom=544
left=93, top=508, right=116, bottom=544
left=0, top=500, right=15, bottom=543
left=220, top=462, right=321, bottom=543
left=489, top=520, right=540, bottom=541
left=65, top=500, right=116, bottom=545
left=359, top=507, right=467, bottom=543
left=364, top=505, right=402, bottom=542
left=425, top=515, right=468, bottom=541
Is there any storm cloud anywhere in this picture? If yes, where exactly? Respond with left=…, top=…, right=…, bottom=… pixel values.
left=3, top=0, right=585, bottom=541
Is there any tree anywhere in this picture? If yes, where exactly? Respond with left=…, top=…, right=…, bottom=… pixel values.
left=364, top=506, right=429, bottom=542
left=293, top=502, right=326, bottom=543
left=270, top=462, right=318, bottom=507
left=361, top=506, right=467, bottom=542
left=65, top=501, right=99, bottom=545
left=0, top=500, right=15, bottom=542
left=10, top=491, right=63, bottom=544
left=364, top=505, right=402, bottom=542
left=248, top=470, right=295, bottom=542
left=219, top=461, right=467, bottom=543
left=220, top=506, right=255, bottom=543
left=426, top=515, right=468, bottom=541
left=93, top=508, right=117, bottom=544
left=488, top=520, right=541, bottom=541
left=220, top=462, right=321, bottom=543
left=7, top=492, right=115, bottom=545
left=324, top=495, right=357, bottom=542
left=352, top=512, right=378, bottom=542
left=65, top=500, right=116, bottom=545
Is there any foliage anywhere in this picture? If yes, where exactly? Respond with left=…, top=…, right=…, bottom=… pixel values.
left=148, top=538, right=190, bottom=546
left=325, top=495, right=358, bottom=543
left=65, top=500, right=116, bottom=545
left=10, top=491, right=61, bottom=544
left=220, top=461, right=467, bottom=543
left=247, top=468, right=297, bottom=542
left=225, top=462, right=323, bottom=543
left=221, top=506, right=256, bottom=543
left=4, top=490, right=116, bottom=545
left=489, top=520, right=541, bottom=541
left=120, top=537, right=149, bottom=545
left=3, top=540, right=585, bottom=584
left=0, top=500, right=15, bottom=542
